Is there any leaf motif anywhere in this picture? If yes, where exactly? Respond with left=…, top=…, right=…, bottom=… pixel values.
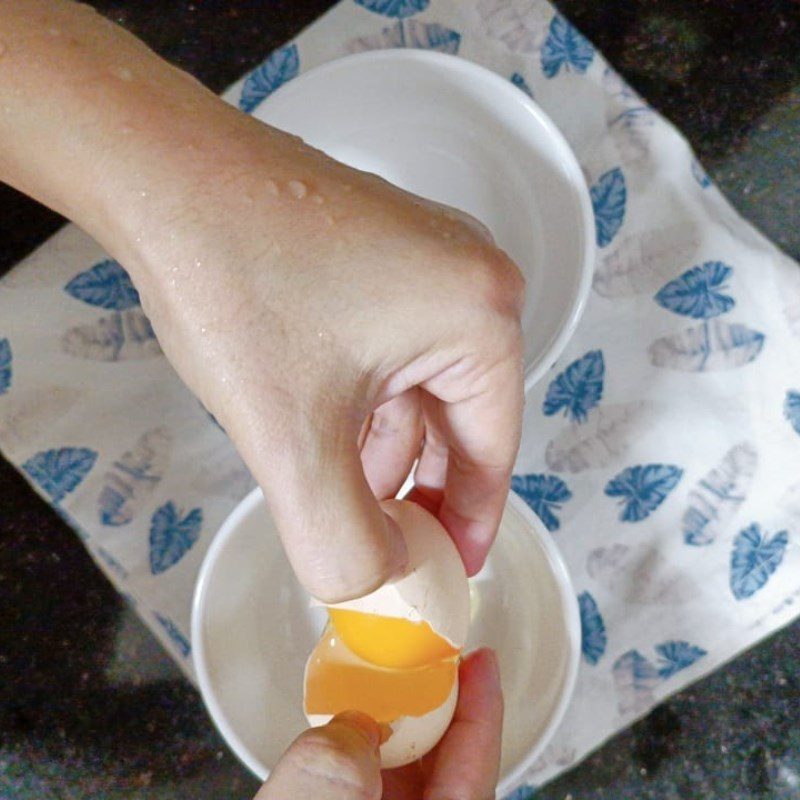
left=683, top=442, right=758, bottom=546
left=510, top=72, right=534, bottom=97
left=22, top=447, right=98, bottom=503
left=590, top=168, right=626, bottom=248
left=586, top=543, right=630, bottom=581
left=543, top=350, right=604, bottom=423
left=355, top=0, right=429, bottom=17
left=0, top=338, right=11, bottom=395
left=545, top=402, right=644, bottom=473
left=578, top=591, right=607, bottom=665
left=601, top=66, right=647, bottom=108
left=347, top=20, right=461, bottom=53
left=607, top=107, right=655, bottom=168
left=691, top=159, right=712, bottom=189
left=511, top=473, right=572, bottom=532
left=784, top=391, right=800, bottom=435
left=540, top=15, right=594, bottom=78
left=476, top=0, right=550, bottom=55
left=649, top=321, right=765, bottom=372
left=593, top=224, right=701, bottom=298
left=654, top=640, right=706, bottom=679
left=98, top=428, right=172, bottom=526
left=64, top=260, right=140, bottom=310
left=149, top=501, right=203, bottom=575
left=504, top=786, right=538, bottom=800
left=239, top=44, right=299, bottom=113
left=154, top=613, right=191, bottom=658
left=655, top=261, right=735, bottom=319
left=62, top=309, right=161, bottom=362
left=730, top=523, right=789, bottom=600
left=96, top=546, right=129, bottom=580
left=605, top=464, right=682, bottom=522
left=613, top=649, right=661, bottom=715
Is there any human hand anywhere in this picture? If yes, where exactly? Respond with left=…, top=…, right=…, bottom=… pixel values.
left=257, top=649, right=503, bottom=800
left=0, top=1, right=525, bottom=604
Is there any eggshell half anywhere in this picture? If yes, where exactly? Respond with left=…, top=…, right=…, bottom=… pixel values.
left=307, top=677, right=459, bottom=769
left=324, top=499, right=470, bottom=649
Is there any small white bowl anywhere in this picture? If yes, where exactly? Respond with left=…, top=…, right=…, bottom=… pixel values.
left=192, top=488, right=580, bottom=797
left=253, top=49, right=594, bottom=392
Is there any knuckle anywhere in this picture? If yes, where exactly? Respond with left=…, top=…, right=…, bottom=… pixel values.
left=288, top=730, right=381, bottom=800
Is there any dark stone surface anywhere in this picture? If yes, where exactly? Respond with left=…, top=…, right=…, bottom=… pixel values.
left=0, top=1, right=798, bottom=798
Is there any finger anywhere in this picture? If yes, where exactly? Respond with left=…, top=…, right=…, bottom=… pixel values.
left=234, top=400, right=408, bottom=603
left=437, top=355, right=523, bottom=576
left=422, top=649, right=504, bottom=800
left=412, top=392, right=448, bottom=506
left=381, top=762, right=423, bottom=800
left=257, top=711, right=382, bottom=800
left=360, top=389, right=424, bottom=500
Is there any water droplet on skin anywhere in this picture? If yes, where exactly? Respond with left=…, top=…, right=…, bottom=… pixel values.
left=121, top=125, right=133, bottom=135
left=48, top=27, right=61, bottom=37
left=194, top=259, right=202, bottom=269
left=200, top=326, right=207, bottom=335
left=112, top=66, right=134, bottom=82
left=311, top=194, right=325, bottom=205
left=139, top=190, right=148, bottom=198
left=265, top=180, right=279, bottom=197
left=287, top=180, right=307, bottom=200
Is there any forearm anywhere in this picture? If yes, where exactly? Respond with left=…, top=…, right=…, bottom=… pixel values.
left=0, top=0, right=284, bottom=275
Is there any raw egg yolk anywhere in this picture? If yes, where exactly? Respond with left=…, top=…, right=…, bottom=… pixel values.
left=328, top=608, right=459, bottom=669
left=304, top=625, right=458, bottom=724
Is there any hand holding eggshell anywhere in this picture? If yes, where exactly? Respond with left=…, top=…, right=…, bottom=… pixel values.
left=303, top=499, right=470, bottom=768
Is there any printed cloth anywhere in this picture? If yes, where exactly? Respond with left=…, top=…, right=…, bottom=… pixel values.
left=1, top=1, right=799, bottom=794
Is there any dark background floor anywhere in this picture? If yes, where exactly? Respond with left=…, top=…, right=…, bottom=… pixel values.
left=1, top=1, right=799, bottom=798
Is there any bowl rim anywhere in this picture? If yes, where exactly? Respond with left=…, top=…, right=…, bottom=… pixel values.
left=191, top=487, right=581, bottom=796
left=252, top=48, right=596, bottom=394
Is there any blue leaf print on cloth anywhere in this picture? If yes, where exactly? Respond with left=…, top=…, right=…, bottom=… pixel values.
left=347, top=20, right=460, bottom=53
left=784, top=390, right=800, bottom=435
left=0, top=338, right=11, bottom=395
left=682, top=442, right=758, bottom=546
left=730, top=524, right=789, bottom=600
left=540, top=15, right=594, bottom=78
left=691, top=158, right=712, bottom=188
left=154, top=613, right=191, bottom=657
left=22, top=447, right=98, bottom=504
left=510, top=72, right=534, bottom=97
left=654, top=640, right=707, bottom=679
left=613, top=649, right=661, bottom=714
left=543, top=350, right=604, bottom=423
left=605, top=464, right=683, bottom=522
left=355, top=0, right=429, bottom=17
left=655, top=261, right=735, bottom=319
left=578, top=591, right=607, bottom=665
left=649, top=321, right=765, bottom=372
left=504, top=787, right=537, bottom=800
left=64, top=260, right=140, bottom=310
left=149, top=502, right=203, bottom=575
left=511, top=474, right=572, bottom=532
left=590, top=168, right=626, bottom=248
left=239, top=44, right=299, bottom=113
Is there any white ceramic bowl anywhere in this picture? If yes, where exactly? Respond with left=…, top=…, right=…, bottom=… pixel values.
left=252, top=49, right=594, bottom=392
left=192, top=488, right=580, bottom=797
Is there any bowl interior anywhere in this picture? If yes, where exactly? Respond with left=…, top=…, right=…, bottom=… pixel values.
left=253, top=50, right=593, bottom=391
left=192, top=490, right=580, bottom=795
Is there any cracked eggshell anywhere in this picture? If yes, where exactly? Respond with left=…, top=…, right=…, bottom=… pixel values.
left=306, top=677, right=459, bottom=769
left=324, top=499, right=470, bottom=649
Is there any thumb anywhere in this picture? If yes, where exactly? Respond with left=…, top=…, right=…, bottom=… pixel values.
left=246, top=406, right=408, bottom=603
left=255, top=712, right=383, bottom=800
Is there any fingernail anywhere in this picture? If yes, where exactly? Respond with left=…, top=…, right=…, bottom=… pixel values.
left=383, top=513, right=409, bottom=579
left=332, top=711, right=381, bottom=751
